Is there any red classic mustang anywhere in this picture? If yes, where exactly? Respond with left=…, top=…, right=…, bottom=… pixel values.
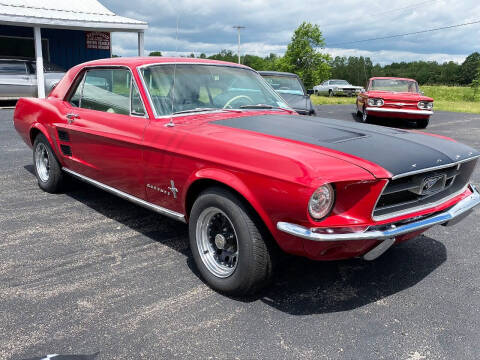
left=356, top=77, right=434, bottom=128
left=14, top=57, right=480, bottom=295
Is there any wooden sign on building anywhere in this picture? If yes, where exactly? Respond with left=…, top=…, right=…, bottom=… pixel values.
left=85, top=31, right=111, bottom=50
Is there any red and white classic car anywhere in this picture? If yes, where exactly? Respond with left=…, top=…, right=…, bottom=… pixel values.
left=14, top=58, right=480, bottom=295
left=356, top=77, right=434, bottom=128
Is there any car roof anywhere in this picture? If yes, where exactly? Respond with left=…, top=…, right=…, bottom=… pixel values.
left=258, top=71, right=298, bottom=77
left=79, top=57, right=251, bottom=69
left=369, top=76, right=417, bottom=82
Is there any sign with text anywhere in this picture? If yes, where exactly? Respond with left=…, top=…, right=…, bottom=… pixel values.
left=85, top=32, right=110, bottom=50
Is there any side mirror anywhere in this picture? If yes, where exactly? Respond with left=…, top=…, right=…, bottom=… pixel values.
left=306, top=89, right=314, bottom=95
left=419, top=90, right=425, bottom=95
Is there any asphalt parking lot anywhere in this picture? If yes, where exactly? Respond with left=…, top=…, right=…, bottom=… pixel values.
left=1, top=106, right=480, bottom=360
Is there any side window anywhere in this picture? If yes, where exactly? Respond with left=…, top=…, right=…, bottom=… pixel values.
left=131, top=83, right=145, bottom=116
left=81, top=68, right=131, bottom=115
left=69, top=72, right=85, bottom=107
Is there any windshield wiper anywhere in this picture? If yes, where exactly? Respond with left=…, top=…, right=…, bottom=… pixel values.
left=172, top=107, right=246, bottom=115
left=239, top=104, right=291, bottom=111
left=172, top=107, right=219, bottom=115
left=239, top=104, right=273, bottom=109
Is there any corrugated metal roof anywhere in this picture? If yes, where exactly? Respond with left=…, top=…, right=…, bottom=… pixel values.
left=0, top=0, right=147, bottom=31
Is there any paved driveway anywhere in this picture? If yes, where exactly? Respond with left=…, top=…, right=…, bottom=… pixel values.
left=1, top=107, right=480, bottom=360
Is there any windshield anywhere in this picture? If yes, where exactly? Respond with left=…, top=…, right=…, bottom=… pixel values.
left=140, top=64, right=289, bottom=116
left=330, top=80, right=349, bottom=85
left=369, top=79, right=419, bottom=93
left=261, top=75, right=305, bottom=95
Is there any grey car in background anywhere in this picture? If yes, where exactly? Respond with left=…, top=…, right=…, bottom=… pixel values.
left=259, top=71, right=315, bottom=115
left=0, top=59, right=65, bottom=100
left=313, top=79, right=364, bottom=97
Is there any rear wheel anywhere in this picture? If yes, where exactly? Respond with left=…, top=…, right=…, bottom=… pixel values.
left=33, top=133, right=64, bottom=193
left=189, top=187, right=274, bottom=295
left=416, top=118, right=429, bottom=129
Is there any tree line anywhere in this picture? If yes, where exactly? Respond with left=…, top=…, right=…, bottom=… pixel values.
left=148, top=22, right=480, bottom=89
left=330, top=53, right=480, bottom=87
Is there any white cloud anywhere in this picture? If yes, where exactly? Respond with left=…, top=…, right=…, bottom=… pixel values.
left=104, top=0, right=480, bottom=64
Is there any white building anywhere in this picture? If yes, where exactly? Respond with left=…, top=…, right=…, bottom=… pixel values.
left=0, top=0, right=148, bottom=97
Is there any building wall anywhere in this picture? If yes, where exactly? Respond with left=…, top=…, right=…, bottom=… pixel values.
left=0, top=25, right=110, bottom=70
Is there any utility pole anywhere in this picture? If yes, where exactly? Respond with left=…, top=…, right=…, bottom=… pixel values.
left=233, top=26, right=246, bottom=64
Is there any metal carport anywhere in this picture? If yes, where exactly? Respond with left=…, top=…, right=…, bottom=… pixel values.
left=0, top=0, right=148, bottom=98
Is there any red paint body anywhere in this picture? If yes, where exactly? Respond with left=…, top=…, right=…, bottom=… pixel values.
left=13, top=58, right=469, bottom=261
left=357, top=77, right=434, bottom=120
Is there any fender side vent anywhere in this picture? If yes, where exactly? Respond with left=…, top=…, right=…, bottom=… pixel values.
left=60, top=144, right=72, bottom=156
left=58, top=130, right=70, bottom=142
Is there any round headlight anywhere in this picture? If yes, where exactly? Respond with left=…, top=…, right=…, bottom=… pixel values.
left=367, top=98, right=384, bottom=107
left=308, top=184, right=335, bottom=220
left=418, top=101, right=433, bottom=110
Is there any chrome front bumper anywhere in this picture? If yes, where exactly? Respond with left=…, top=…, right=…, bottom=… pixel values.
left=277, top=185, right=479, bottom=243
left=366, top=107, right=433, bottom=115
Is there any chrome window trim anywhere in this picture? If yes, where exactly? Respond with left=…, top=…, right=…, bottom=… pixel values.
left=78, top=71, right=86, bottom=108
left=62, top=168, right=186, bottom=223
left=65, top=65, right=147, bottom=119
left=136, top=62, right=284, bottom=119
left=130, top=77, right=147, bottom=118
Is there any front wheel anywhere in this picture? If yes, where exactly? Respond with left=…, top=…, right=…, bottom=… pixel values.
left=33, top=133, right=64, bottom=193
left=189, top=187, right=274, bottom=295
left=416, top=118, right=429, bottom=129
left=359, top=108, right=369, bottom=123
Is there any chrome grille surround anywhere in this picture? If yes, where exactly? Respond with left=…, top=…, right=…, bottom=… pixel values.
left=372, top=157, right=479, bottom=221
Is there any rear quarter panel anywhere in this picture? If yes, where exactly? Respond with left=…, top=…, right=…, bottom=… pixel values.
left=14, top=97, right=67, bottom=165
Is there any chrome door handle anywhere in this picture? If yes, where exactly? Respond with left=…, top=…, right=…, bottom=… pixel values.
left=66, top=113, right=79, bottom=124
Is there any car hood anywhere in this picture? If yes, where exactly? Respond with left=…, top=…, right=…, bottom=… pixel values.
left=211, top=115, right=479, bottom=177
left=367, top=91, right=433, bottom=102
left=278, top=93, right=312, bottom=112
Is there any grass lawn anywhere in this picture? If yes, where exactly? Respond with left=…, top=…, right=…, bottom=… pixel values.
left=311, top=85, right=480, bottom=114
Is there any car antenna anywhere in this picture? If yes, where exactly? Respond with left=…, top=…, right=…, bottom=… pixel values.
left=166, top=14, right=180, bottom=128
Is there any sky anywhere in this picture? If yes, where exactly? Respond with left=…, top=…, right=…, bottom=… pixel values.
left=101, top=0, right=480, bottom=65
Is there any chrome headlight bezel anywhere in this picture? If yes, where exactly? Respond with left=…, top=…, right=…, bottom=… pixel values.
left=417, top=101, right=433, bottom=110
left=367, top=98, right=384, bottom=107
left=308, top=184, right=335, bottom=221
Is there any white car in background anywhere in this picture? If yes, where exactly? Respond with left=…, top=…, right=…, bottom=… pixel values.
left=0, top=59, right=65, bottom=100
left=313, top=79, right=364, bottom=97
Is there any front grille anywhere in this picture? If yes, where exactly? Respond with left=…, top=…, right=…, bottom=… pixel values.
left=373, top=158, right=477, bottom=219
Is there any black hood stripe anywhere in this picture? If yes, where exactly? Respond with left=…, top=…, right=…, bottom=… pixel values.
left=211, top=115, right=480, bottom=176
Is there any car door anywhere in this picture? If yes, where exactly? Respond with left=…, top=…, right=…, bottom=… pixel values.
left=0, top=60, right=35, bottom=99
left=62, top=67, right=149, bottom=198
left=318, top=81, right=329, bottom=95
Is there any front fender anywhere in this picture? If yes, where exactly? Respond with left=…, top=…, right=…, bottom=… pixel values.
left=183, top=168, right=275, bottom=234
